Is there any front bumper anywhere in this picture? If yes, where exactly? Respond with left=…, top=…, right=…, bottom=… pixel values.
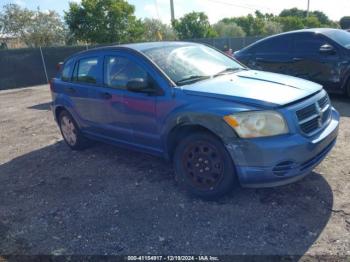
left=226, top=108, right=339, bottom=188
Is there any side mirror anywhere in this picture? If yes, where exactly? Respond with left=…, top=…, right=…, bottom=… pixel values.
left=319, top=44, right=336, bottom=55
left=126, top=78, right=153, bottom=93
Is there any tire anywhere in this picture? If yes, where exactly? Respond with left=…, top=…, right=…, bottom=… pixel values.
left=173, top=132, right=238, bottom=199
left=58, top=110, right=91, bottom=150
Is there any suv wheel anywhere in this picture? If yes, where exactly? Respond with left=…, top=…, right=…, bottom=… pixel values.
left=58, top=110, right=90, bottom=150
left=173, top=132, right=237, bottom=199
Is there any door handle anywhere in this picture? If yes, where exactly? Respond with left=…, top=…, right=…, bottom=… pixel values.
left=293, top=57, right=304, bottom=62
left=101, top=92, right=112, bottom=99
left=256, top=57, right=265, bottom=62
left=66, top=87, right=76, bottom=94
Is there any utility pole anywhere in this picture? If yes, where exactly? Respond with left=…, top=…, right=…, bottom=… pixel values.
left=170, top=0, right=175, bottom=23
left=306, top=0, right=310, bottom=17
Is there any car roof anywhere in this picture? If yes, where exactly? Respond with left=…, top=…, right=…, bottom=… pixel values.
left=240, top=28, right=342, bottom=51
left=72, top=41, right=201, bottom=58
left=258, top=28, right=342, bottom=40
left=119, top=41, right=200, bottom=51
left=276, top=28, right=340, bottom=36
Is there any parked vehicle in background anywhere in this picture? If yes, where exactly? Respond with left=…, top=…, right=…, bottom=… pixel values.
left=50, top=42, right=339, bottom=199
left=234, top=29, right=350, bottom=97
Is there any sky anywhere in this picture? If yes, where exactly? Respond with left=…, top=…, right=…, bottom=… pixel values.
left=1, top=0, right=350, bottom=24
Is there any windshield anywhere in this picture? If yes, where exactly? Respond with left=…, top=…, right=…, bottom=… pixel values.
left=142, top=44, right=244, bottom=85
left=323, top=30, right=350, bottom=49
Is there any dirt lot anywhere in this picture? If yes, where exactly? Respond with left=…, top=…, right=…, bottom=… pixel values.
left=0, top=85, right=349, bottom=257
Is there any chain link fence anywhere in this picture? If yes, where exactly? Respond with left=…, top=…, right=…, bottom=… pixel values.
left=0, top=36, right=263, bottom=90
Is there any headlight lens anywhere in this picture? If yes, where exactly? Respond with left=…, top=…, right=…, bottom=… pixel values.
left=224, top=111, right=288, bottom=138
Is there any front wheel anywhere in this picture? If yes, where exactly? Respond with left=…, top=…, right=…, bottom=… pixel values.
left=173, top=132, right=238, bottom=199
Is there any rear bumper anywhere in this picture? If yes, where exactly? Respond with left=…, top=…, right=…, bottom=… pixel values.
left=226, top=108, right=339, bottom=188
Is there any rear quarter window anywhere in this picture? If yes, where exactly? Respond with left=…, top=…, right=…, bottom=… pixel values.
left=61, top=58, right=74, bottom=82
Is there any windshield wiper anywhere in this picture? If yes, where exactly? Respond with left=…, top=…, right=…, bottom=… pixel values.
left=176, top=75, right=211, bottom=85
left=214, top=67, right=246, bottom=77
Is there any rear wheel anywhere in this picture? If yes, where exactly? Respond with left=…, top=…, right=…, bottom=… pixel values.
left=173, top=132, right=238, bottom=199
left=58, top=110, right=91, bottom=150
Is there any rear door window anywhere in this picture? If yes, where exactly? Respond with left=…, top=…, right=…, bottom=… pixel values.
left=252, top=35, right=293, bottom=54
left=73, top=57, right=99, bottom=84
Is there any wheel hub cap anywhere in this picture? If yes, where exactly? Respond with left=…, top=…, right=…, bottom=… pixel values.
left=182, top=141, right=224, bottom=189
left=61, top=116, right=77, bottom=146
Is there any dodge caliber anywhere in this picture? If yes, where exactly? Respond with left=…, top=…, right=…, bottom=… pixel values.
left=50, top=42, right=339, bottom=198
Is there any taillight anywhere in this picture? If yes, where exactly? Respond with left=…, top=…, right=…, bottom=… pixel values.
left=56, top=62, right=63, bottom=71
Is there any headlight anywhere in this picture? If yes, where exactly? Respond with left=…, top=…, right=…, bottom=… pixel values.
left=223, top=111, right=288, bottom=138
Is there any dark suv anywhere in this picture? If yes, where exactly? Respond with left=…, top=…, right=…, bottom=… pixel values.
left=234, top=28, right=350, bottom=97
left=50, top=42, right=339, bottom=199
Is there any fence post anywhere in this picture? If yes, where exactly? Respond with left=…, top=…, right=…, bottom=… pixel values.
left=39, top=46, right=49, bottom=83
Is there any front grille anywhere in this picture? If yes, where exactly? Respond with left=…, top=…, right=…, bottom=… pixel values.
left=296, top=94, right=331, bottom=135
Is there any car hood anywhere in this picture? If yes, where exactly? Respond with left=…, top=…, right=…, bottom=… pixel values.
left=181, top=70, right=322, bottom=107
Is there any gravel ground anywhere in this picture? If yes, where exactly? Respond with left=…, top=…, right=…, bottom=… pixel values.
left=0, top=85, right=349, bottom=257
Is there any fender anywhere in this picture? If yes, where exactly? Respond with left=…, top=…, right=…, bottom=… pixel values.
left=341, top=66, right=350, bottom=92
left=159, top=94, right=263, bottom=158
left=52, top=93, right=82, bottom=129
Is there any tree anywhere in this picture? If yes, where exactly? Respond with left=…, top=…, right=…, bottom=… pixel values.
left=0, top=4, right=32, bottom=39
left=213, top=21, right=245, bottom=37
left=141, top=18, right=176, bottom=41
left=280, top=8, right=307, bottom=18
left=264, top=21, right=283, bottom=35
left=304, top=15, right=321, bottom=28
left=173, top=12, right=217, bottom=39
left=277, top=16, right=304, bottom=31
left=312, top=11, right=331, bottom=25
left=280, top=8, right=335, bottom=27
left=64, top=0, right=143, bottom=44
left=221, top=14, right=266, bottom=36
left=0, top=4, right=66, bottom=47
left=340, top=17, right=350, bottom=29
left=26, top=10, right=66, bottom=47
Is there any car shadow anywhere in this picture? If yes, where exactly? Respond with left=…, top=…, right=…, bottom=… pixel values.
left=27, top=102, right=51, bottom=111
left=0, top=142, right=333, bottom=256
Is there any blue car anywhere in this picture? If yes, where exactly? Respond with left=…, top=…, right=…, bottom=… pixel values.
left=50, top=42, right=339, bottom=199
